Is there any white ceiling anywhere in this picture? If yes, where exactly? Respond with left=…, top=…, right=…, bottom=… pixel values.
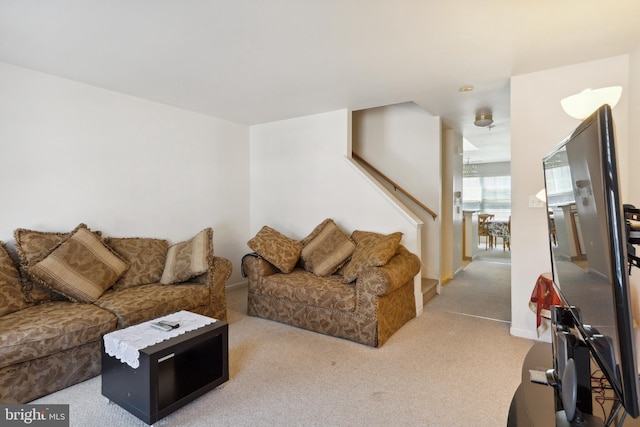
left=1, top=1, right=639, bottom=163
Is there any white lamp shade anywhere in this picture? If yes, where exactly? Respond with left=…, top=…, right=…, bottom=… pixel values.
left=560, top=86, right=622, bottom=120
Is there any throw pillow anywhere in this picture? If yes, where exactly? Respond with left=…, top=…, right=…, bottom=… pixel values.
left=29, top=225, right=129, bottom=303
left=14, top=228, right=71, bottom=265
left=299, top=218, right=334, bottom=247
left=14, top=227, right=75, bottom=303
left=341, top=230, right=403, bottom=283
left=300, top=219, right=355, bottom=276
left=247, top=226, right=301, bottom=273
left=104, top=237, right=169, bottom=289
left=160, top=228, right=213, bottom=284
left=0, top=241, right=30, bottom=316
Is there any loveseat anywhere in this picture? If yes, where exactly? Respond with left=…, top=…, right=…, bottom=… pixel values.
left=0, top=223, right=231, bottom=403
left=242, top=219, right=421, bottom=347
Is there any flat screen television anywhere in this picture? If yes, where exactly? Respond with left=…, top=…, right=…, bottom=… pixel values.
left=542, top=104, right=640, bottom=421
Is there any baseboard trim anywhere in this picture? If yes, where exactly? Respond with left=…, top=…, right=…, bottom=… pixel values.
left=510, top=326, right=551, bottom=343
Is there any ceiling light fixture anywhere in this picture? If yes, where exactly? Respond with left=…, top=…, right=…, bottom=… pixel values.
left=463, top=159, right=478, bottom=177
left=459, top=85, right=474, bottom=93
left=560, top=86, right=622, bottom=120
left=474, top=113, right=493, bottom=127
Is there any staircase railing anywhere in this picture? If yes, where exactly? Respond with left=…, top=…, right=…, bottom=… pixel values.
left=352, top=152, right=437, bottom=220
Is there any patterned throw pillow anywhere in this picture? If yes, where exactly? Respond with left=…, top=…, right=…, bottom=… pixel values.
left=105, top=237, right=169, bottom=289
left=160, top=228, right=213, bottom=284
left=300, top=218, right=333, bottom=246
left=0, top=241, right=30, bottom=316
left=14, top=227, right=74, bottom=303
left=341, top=230, right=403, bottom=283
left=29, top=225, right=129, bottom=303
left=247, top=226, right=301, bottom=273
left=300, top=219, right=355, bottom=276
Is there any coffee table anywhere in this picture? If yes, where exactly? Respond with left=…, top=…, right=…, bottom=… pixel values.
left=101, top=316, right=228, bottom=425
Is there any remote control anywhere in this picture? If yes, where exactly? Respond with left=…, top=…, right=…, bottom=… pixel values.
left=159, top=320, right=180, bottom=329
left=151, top=322, right=173, bottom=332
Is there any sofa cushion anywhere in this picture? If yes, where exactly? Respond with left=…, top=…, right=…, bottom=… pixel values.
left=105, top=237, right=169, bottom=289
left=248, top=226, right=301, bottom=273
left=160, top=228, right=212, bottom=284
left=342, top=231, right=403, bottom=283
left=14, top=227, right=72, bottom=303
left=29, top=225, right=129, bottom=303
left=94, top=282, right=210, bottom=328
left=260, top=269, right=356, bottom=312
left=0, top=241, right=30, bottom=317
left=300, top=219, right=355, bottom=276
left=0, top=301, right=116, bottom=369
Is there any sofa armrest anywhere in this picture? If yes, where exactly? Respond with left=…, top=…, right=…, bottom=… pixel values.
left=242, top=253, right=279, bottom=292
left=355, top=246, right=421, bottom=298
left=209, top=256, right=232, bottom=320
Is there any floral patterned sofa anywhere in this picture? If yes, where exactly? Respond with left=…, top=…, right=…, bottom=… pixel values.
left=242, top=219, right=420, bottom=347
left=0, top=224, right=231, bottom=403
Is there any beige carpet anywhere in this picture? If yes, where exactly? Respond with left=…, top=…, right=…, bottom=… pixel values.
left=432, top=259, right=511, bottom=322
left=33, top=264, right=533, bottom=427
left=474, top=244, right=511, bottom=265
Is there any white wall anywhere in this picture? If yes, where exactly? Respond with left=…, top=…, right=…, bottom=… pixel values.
left=442, top=128, right=464, bottom=280
left=250, top=109, right=424, bottom=314
left=351, top=103, right=441, bottom=281
left=510, top=55, right=629, bottom=340
left=629, top=46, right=640, bottom=215
left=0, top=62, right=250, bottom=285
left=627, top=44, right=640, bottom=322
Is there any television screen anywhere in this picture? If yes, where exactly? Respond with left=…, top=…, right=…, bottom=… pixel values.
left=543, top=104, right=640, bottom=418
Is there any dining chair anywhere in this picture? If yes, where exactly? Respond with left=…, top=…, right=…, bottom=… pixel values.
left=490, top=216, right=511, bottom=251
left=477, top=213, right=494, bottom=249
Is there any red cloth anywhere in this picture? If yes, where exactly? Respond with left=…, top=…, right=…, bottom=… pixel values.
left=529, top=273, right=563, bottom=336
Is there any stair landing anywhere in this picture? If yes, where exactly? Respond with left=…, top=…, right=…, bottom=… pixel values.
left=422, top=278, right=438, bottom=306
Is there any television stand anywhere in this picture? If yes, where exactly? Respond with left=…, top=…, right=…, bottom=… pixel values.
left=508, top=342, right=640, bottom=426
left=555, top=410, right=603, bottom=427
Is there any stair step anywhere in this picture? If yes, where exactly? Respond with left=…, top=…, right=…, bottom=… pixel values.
left=421, top=278, right=439, bottom=306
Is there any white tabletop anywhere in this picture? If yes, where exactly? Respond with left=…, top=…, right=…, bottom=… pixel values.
left=103, top=310, right=216, bottom=368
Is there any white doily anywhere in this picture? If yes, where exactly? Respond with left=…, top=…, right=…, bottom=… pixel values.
left=103, top=310, right=216, bottom=368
